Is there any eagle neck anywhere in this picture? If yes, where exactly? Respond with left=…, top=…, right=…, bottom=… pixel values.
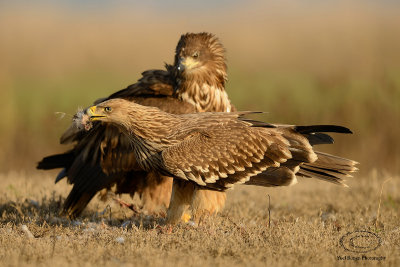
left=122, top=108, right=179, bottom=171
left=178, top=74, right=232, bottom=113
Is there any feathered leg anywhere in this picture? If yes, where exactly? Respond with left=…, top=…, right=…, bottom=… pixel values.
left=166, top=180, right=194, bottom=224
left=140, top=173, right=173, bottom=214
left=190, top=189, right=226, bottom=223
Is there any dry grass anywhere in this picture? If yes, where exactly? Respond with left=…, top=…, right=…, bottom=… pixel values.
left=1, top=171, right=399, bottom=266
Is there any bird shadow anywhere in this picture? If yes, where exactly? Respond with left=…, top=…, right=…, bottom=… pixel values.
left=0, top=195, right=165, bottom=230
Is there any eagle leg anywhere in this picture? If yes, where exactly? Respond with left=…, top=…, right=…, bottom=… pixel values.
left=191, top=188, right=226, bottom=223
left=166, top=180, right=194, bottom=224
left=139, top=173, right=173, bottom=214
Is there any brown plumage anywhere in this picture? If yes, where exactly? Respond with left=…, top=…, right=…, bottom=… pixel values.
left=37, top=32, right=233, bottom=218
left=85, top=99, right=358, bottom=223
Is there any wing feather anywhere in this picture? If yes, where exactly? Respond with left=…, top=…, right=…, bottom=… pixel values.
left=161, top=124, right=297, bottom=190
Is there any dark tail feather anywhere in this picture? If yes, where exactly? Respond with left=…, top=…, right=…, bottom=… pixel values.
left=289, top=124, right=353, bottom=145
left=298, top=151, right=358, bottom=186
left=305, top=133, right=334, bottom=145
left=295, top=125, right=352, bottom=134
left=62, top=189, right=96, bottom=219
left=37, top=152, right=74, bottom=170
left=61, top=161, right=102, bottom=218
left=62, top=162, right=119, bottom=218
left=55, top=169, right=68, bottom=183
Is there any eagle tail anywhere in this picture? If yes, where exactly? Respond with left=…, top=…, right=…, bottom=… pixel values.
left=246, top=151, right=358, bottom=188
left=246, top=124, right=357, bottom=188
left=298, top=151, right=358, bottom=186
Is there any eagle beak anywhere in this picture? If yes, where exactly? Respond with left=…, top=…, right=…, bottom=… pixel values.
left=87, top=106, right=106, bottom=121
left=177, top=57, right=199, bottom=73
left=177, top=57, right=185, bottom=72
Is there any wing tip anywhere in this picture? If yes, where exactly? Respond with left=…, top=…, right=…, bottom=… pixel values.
left=55, top=169, right=67, bottom=184
left=296, top=125, right=353, bottom=134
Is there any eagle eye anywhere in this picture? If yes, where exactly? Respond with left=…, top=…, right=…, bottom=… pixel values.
left=104, top=107, right=112, bottom=113
left=192, top=51, right=199, bottom=58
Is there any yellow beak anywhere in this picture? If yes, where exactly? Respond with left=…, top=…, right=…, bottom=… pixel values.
left=87, top=106, right=96, bottom=116
left=87, top=106, right=105, bottom=121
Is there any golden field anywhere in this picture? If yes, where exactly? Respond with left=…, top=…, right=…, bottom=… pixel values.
left=0, top=1, right=399, bottom=266
left=1, top=171, right=399, bottom=266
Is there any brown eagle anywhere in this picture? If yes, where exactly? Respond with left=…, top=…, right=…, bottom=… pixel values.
left=37, top=32, right=233, bottom=218
left=84, top=99, right=358, bottom=223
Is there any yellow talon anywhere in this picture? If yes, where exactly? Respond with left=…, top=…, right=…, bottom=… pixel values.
left=181, top=213, right=191, bottom=223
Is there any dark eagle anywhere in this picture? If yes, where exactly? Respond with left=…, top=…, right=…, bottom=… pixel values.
left=83, top=99, right=358, bottom=223
left=37, top=32, right=233, bottom=218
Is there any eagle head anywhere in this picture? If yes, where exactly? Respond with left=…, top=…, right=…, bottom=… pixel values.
left=174, top=32, right=227, bottom=81
left=86, top=99, right=130, bottom=126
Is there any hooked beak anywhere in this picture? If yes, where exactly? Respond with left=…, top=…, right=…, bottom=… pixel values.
left=177, top=57, right=199, bottom=73
left=177, top=57, right=185, bottom=73
left=86, top=106, right=106, bottom=121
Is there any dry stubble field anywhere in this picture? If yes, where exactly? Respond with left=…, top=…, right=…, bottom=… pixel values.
left=0, top=171, right=399, bottom=266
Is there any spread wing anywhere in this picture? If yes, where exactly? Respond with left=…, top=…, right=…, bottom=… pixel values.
left=96, top=67, right=177, bottom=103
left=37, top=67, right=195, bottom=217
left=161, top=122, right=316, bottom=190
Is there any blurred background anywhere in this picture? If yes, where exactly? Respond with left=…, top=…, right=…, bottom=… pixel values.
left=0, top=0, right=399, bottom=174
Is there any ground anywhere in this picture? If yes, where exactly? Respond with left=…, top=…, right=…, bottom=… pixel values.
left=0, top=171, right=399, bottom=267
